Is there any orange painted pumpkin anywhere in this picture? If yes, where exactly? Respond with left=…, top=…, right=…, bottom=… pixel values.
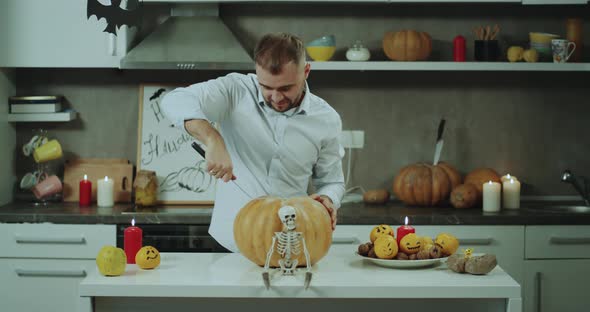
left=233, top=196, right=332, bottom=268
left=383, top=30, right=432, bottom=61
left=464, top=168, right=501, bottom=199
left=450, top=183, right=479, bottom=209
left=393, top=162, right=462, bottom=206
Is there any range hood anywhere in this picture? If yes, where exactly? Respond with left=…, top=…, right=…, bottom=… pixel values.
left=121, top=16, right=254, bottom=70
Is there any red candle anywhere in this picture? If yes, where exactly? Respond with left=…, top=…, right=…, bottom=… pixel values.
left=396, top=216, right=416, bottom=245
left=79, top=174, right=92, bottom=206
left=124, top=218, right=143, bottom=264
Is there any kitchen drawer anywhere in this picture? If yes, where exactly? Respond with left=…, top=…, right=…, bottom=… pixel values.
left=0, top=223, right=115, bottom=259
left=525, top=225, right=590, bottom=259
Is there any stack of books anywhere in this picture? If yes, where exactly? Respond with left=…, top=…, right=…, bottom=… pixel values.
left=9, top=95, right=62, bottom=113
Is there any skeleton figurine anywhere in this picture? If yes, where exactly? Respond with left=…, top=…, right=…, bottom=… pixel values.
left=262, top=205, right=312, bottom=290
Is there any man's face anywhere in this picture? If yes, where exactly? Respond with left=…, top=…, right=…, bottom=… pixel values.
left=256, top=61, right=310, bottom=113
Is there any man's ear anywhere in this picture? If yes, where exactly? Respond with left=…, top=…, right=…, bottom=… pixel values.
left=303, top=62, right=311, bottom=79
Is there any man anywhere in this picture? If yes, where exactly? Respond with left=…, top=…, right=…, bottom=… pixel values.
left=161, top=33, right=345, bottom=252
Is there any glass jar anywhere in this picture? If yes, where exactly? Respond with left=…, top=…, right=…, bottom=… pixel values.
left=346, top=40, right=371, bottom=61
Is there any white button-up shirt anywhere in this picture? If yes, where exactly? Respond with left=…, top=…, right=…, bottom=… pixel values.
left=161, top=73, right=345, bottom=252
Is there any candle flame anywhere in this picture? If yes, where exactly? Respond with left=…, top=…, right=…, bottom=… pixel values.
left=404, top=216, right=409, bottom=225
left=510, top=178, right=515, bottom=184
left=507, top=174, right=511, bottom=179
left=104, top=176, right=109, bottom=181
left=131, top=218, right=135, bottom=226
left=488, top=180, right=493, bottom=184
left=83, top=174, right=87, bottom=180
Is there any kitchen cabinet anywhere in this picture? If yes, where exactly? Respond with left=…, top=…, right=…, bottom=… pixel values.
left=0, top=69, right=16, bottom=205
left=523, top=225, right=590, bottom=312
left=0, top=0, right=135, bottom=68
left=0, top=223, right=116, bottom=312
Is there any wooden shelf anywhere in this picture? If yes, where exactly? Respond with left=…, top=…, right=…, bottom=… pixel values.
left=308, top=61, right=590, bottom=71
left=7, top=110, right=77, bottom=122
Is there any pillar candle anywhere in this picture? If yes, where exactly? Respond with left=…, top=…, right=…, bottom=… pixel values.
left=503, top=178, right=521, bottom=209
left=483, top=181, right=501, bottom=212
left=124, top=218, right=143, bottom=264
left=501, top=174, right=518, bottom=183
left=79, top=174, right=92, bottom=206
left=97, top=176, right=114, bottom=207
left=396, top=216, right=415, bottom=245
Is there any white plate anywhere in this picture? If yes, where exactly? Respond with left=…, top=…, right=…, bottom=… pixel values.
left=356, top=252, right=449, bottom=269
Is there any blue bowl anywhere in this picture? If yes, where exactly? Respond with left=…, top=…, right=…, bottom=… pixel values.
left=307, top=35, right=336, bottom=47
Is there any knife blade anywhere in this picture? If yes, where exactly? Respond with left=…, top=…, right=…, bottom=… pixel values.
left=190, top=142, right=254, bottom=199
left=262, top=272, right=270, bottom=290
left=433, top=119, right=446, bottom=165
left=304, top=271, right=312, bottom=290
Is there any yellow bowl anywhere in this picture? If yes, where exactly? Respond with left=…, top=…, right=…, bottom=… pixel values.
left=529, top=32, right=560, bottom=44
left=306, top=46, right=336, bottom=61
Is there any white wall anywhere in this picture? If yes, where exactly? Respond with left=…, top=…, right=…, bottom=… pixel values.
left=0, top=69, right=15, bottom=205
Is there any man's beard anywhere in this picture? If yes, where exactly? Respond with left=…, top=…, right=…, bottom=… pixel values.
left=268, top=88, right=305, bottom=113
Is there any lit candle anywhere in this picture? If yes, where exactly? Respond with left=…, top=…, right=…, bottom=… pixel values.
left=97, top=176, right=114, bottom=207
left=503, top=178, right=521, bottom=209
left=396, top=216, right=416, bottom=245
left=79, top=174, right=92, bottom=206
left=483, top=180, right=501, bottom=212
left=124, top=218, right=143, bottom=264
left=501, top=174, right=518, bottom=183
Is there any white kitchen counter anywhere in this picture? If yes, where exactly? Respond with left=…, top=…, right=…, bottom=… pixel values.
left=79, top=251, right=522, bottom=312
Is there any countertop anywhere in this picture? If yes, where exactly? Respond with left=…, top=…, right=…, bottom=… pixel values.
left=1, top=200, right=590, bottom=225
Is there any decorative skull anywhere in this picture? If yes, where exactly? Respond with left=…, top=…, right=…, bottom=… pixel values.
left=278, top=205, right=297, bottom=230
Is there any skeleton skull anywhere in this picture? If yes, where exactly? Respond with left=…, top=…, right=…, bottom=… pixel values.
left=278, top=206, right=297, bottom=230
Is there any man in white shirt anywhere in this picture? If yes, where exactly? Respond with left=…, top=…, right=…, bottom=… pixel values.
left=161, top=33, right=345, bottom=252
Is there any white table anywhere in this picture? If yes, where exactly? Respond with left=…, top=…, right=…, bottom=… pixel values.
left=79, top=251, right=522, bottom=312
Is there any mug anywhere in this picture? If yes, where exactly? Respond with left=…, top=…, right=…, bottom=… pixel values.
left=22, top=135, right=48, bottom=157
left=474, top=40, right=499, bottom=62
left=551, top=39, right=576, bottom=63
left=20, top=171, right=48, bottom=190
left=33, top=139, right=63, bottom=163
left=31, top=175, right=63, bottom=199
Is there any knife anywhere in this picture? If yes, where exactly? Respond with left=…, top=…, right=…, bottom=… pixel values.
left=433, top=118, right=446, bottom=165
left=304, top=271, right=312, bottom=290
left=191, top=142, right=254, bottom=199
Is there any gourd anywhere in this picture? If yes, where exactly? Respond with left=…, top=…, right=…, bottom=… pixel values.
left=399, top=233, right=421, bottom=254
left=450, top=183, right=479, bottom=209
left=374, top=235, right=399, bottom=259
left=383, top=30, right=432, bottom=61
left=393, top=162, right=462, bottom=206
left=464, top=168, right=501, bottom=199
left=507, top=46, right=524, bottom=62
left=523, top=49, right=539, bottom=62
left=96, top=245, right=126, bottom=276
left=233, top=196, right=332, bottom=267
left=370, top=224, right=394, bottom=243
left=135, top=246, right=161, bottom=269
left=435, top=233, right=460, bottom=256
left=363, top=189, right=390, bottom=205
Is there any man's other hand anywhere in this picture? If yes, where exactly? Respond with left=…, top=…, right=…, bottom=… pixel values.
left=310, top=194, right=336, bottom=230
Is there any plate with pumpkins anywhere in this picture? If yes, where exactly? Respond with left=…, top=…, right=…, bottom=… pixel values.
left=356, top=224, right=459, bottom=269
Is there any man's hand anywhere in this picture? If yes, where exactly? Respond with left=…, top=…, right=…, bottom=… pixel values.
left=205, top=138, right=234, bottom=182
left=310, top=194, right=337, bottom=230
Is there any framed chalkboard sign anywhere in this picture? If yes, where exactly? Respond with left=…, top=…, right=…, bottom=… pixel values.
left=137, top=84, right=216, bottom=204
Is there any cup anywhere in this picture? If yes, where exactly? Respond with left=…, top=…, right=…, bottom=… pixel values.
left=474, top=40, right=499, bottom=61
left=33, top=139, right=63, bottom=163
left=20, top=171, right=48, bottom=190
left=551, top=39, right=576, bottom=63
left=31, top=175, right=63, bottom=199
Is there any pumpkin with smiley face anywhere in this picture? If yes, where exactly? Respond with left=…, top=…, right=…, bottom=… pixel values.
left=374, top=235, right=398, bottom=259
left=135, top=246, right=161, bottom=269
left=435, top=233, right=459, bottom=256
left=370, top=224, right=394, bottom=243
left=96, top=245, right=126, bottom=276
left=400, top=233, right=422, bottom=254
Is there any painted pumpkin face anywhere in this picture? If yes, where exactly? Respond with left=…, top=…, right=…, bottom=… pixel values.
left=435, top=233, right=459, bottom=256
left=400, top=233, right=421, bottom=254
left=370, top=224, right=394, bottom=243
left=374, top=235, right=398, bottom=259
left=96, top=245, right=126, bottom=276
left=135, top=246, right=161, bottom=269
left=420, top=236, right=434, bottom=251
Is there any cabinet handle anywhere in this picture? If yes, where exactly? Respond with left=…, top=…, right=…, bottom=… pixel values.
left=15, top=235, right=86, bottom=245
left=332, top=237, right=359, bottom=244
left=534, top=271, right=542, bottom=312
left=15, top=269, right=87, bottom=278
left=458, top=238, right=493, bottom=245
left=550, top=236, right=590, bottom=245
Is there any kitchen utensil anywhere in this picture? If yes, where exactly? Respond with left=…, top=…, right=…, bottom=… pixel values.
left=32, top=175, right=63, bottom=199
left=262, top=271, right=270, bottom=289
left=551, top=39, right=576, bottom=63
left=304, top=271, right=312, bottom=290
left=190, top=142, right=254, bottom=199
left=356, top=252, right=449, bottom=269
left=433, top=118, right=446, bottom=165
left=474, top=40, right=499, bottom=61
left=63, top=159, right=133, bottom=203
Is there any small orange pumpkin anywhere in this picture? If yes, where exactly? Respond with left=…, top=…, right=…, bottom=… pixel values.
left=450, top=183, right=479, bottom=209
left=464, top=168, right=501, bottom=199
left=393, top=162, right=462, bottom=206
left=383, top=30, right=432, bottom=61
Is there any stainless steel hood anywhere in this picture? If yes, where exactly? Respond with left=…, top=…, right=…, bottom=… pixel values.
left=120, top=16, right=254, bottom=70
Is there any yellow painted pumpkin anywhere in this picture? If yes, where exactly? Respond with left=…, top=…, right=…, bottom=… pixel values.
left=383, top=30, right=432, bottom=61
left=393, top=162, right=462, bottom=206
left=96, top=245, right=126, bottom=276
left=374, top=235, right=399, bottom=259
left=370, top=224, right=394, bottom=243
left=435, top=233, right=460, bottom=256
left=233, top=196, right=332, bottom=267
left=420, top=236, right=434, bottom=251
left=135, top=246, right=161, bottom=269
left=400, top=233, right=422, bottom=254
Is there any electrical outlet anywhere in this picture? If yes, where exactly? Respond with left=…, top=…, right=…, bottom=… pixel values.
left=341, top=130, right=364, bottom=149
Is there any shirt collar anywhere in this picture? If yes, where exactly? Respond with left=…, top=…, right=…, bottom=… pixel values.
left=256, top=78, right=310, bottom=117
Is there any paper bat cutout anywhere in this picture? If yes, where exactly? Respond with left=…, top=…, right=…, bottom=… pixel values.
left=87, top=0, right=141, bottom=35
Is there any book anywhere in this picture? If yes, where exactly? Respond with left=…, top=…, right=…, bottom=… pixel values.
left=8, top=95, right=63, bottom=113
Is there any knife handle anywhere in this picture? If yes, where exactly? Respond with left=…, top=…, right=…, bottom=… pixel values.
left=437, top=119, right=446, bottom=141
left=191, top=142, right=237, bottom=180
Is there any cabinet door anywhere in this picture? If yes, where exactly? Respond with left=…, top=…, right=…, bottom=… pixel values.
left=0, top=0, right=134, bottom=67
left=523, top=259, right=590, bottom=312
left=0, top=258, right=94, bottom=312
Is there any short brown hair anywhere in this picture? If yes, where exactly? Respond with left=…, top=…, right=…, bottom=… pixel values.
left=254, top=33, right=305, bottom=75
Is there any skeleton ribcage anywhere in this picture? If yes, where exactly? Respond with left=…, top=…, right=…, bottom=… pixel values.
left=276, top=232, right=302, bottom=256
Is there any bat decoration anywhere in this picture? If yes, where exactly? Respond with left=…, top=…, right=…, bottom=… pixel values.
left=87, top=0, right=142, bottom=35
left=149, top=88, right=167, bottom=101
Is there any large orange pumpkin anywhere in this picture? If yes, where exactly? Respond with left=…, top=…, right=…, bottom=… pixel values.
left=383, top=30, right=432, bottom=61
left=233, top=196, right=332, bottom=267
left=393, top=162, right=462, bottom=206
left=464, top=168, right=501, bottom=199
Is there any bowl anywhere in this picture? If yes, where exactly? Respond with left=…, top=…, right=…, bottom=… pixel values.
left=307, top=35, right=336, bottom=47
left=306, top=35, right=336, bottom=61
left=529, top=32, right=560, bottom=44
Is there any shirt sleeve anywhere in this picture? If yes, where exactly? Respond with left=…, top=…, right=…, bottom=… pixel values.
left=312, top=116, right=346, bottom=209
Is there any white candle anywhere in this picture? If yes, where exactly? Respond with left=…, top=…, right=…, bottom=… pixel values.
left=501, top=174, right=518, bottom=183
left=97, top=176, right=114, bottom=207
left=483, top=180, right=501, bottom=212
left=503, top=178, right=521, bottom=209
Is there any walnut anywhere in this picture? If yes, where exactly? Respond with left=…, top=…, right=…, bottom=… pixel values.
left=396, top=252, right=409, bottom=260
left=357, top=242, right=372, bottom=256
left=367, top=247, right=377, bottom=258
left=429, top=245, right=442, bottom=259
left=416, top=249, right=431, bottom=260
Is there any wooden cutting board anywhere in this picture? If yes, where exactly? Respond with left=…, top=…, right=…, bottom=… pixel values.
left=63, top=159, right=134, bottom=203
